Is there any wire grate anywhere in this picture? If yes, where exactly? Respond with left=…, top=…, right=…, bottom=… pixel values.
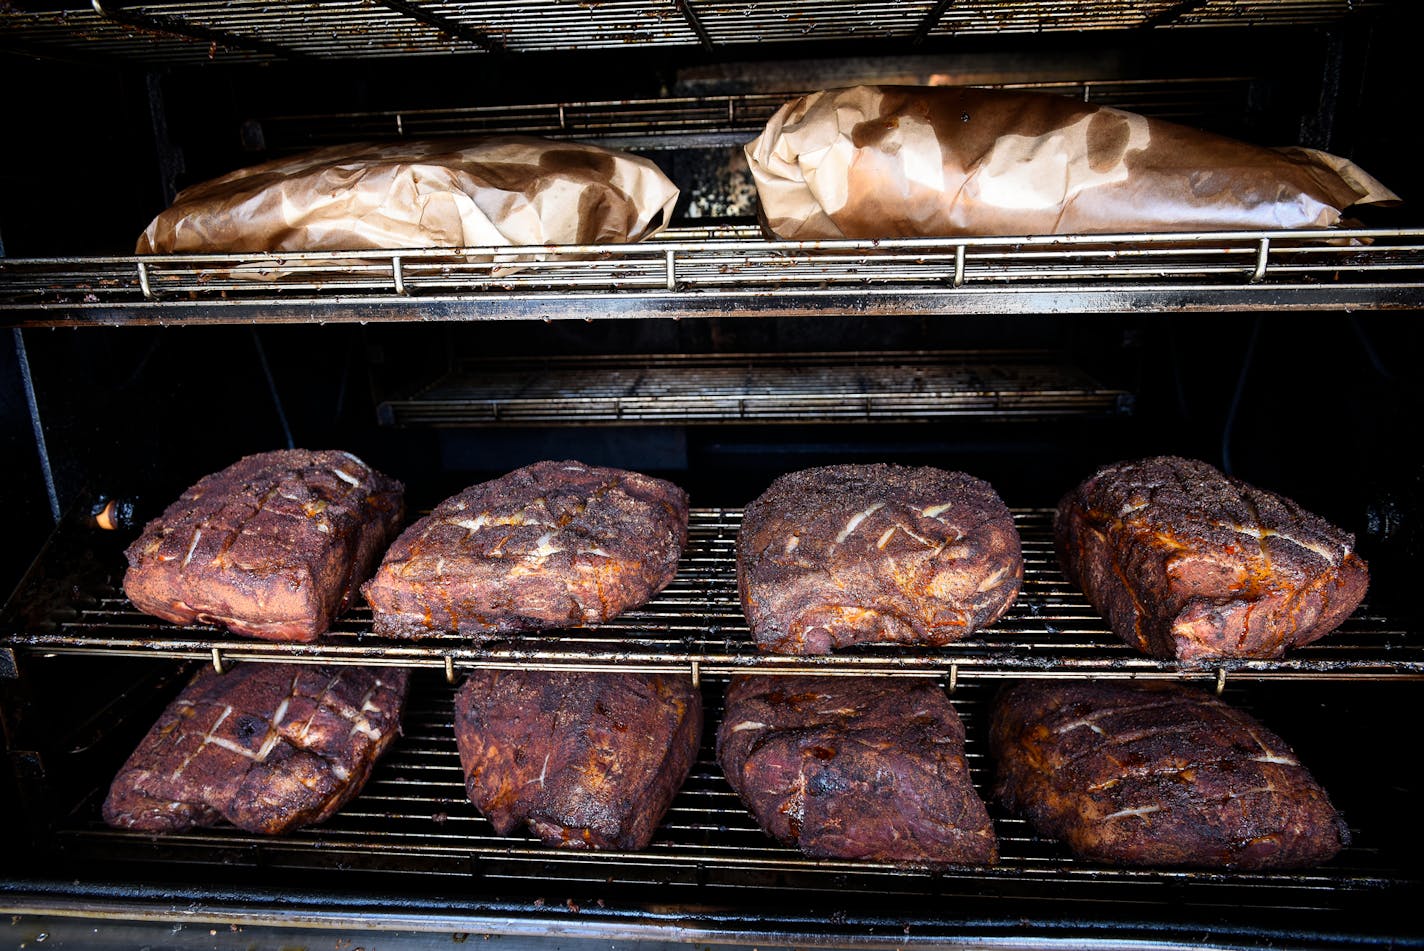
left=3, top=509, right=1418, bottom=682
left=52, top=674, right=1410, bottom=905
left=0, top=1, right=1393, bottom=64
left=4, top=227, right=1424, bottom=327
left=376, top=351, right=1134, bottom=427
left=928, top=0, right=1388, bottom=35
left=245, top=78, right=1260, bottom=153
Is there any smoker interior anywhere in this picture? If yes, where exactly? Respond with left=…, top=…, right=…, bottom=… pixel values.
left=3, top=1, right=1424, bottom=947
left=10, top=665, right=1422, bottom=945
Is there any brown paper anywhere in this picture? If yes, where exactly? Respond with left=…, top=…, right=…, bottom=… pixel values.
left=137, top=136, right=680, bottom=254
left=745, top=85, right=1398, bottom=240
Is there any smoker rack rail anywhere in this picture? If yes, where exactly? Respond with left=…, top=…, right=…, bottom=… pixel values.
left=248, top=77, right=1259, bottom=151
left=376, top=350, right=1134, bottom=428
left=3, top=227, right=1424, bottom=326
left=3, top=509, right=1418, bottom=683
left=43, top=675, right=1412, bottom=914
left=0, top=2, right=1391, bottom=65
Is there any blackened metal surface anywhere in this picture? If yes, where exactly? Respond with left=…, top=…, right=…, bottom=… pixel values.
left=89, top=0, right=305, bottom=61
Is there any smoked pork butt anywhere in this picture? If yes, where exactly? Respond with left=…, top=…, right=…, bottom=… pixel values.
left=990, top=681, right=1350, bottom=869
left=1055, top=455, right=1367, bottom=662
left=104, top=664, right=408, bottom=835
left=363, top=460, right=688, bottom=640
left=738, top=464, right=1021, bottom=654
left=716, top=675, right=998, bottom=866
left=454, top=669, right=701, bottom=850
left=123, top=449, right=404, bottom=642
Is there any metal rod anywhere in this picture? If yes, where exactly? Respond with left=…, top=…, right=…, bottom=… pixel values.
left=1250, top=237, right=1271, bottom=283
left=90, top=0, right=304, bottom=60
left=250, top=328, right=295, bottom=451
left=369, top=0, right=507, bottom=54
left=672, top=0, right=716, bottom=50
left=9, top=224, right=1419, bottom=261
left=392, top=256, right=406, bottom=296
left=11, top=328, right=61, bottom=525
left=136, top=261, right=153, bottom=299
left=912, top=0, right=956, bottom=43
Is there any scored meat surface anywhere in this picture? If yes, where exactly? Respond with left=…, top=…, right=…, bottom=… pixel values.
left=990, top=681, right=1350, bottom=869
left=123, top=449, right=404, bottom=642
left=716, top=675, right=998, bottom=866
left=738, top=464, right=1022, bottom=654
left=1055, top=455, right=1368, bottom=662
left=454, top=669, right=701, bottom=850
left=363, top=460, right=689, bottom=640
left=104, top=663, right=408, bottom=835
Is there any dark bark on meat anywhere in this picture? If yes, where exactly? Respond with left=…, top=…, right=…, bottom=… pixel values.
left=717, top=675, right=998, bottom=867
left=738, top=464, right=1022, bottom=655
left=454, top=669, right=701, bottom=850
left=990, top=680, right=1350, bottom=869
left=1055, top=455, right=1368, bottom=662
left=104, top=664, right=408, bottom=835
left=363, top=460, right=688, bottom=640
left=123, top=450, right=404, bottom=642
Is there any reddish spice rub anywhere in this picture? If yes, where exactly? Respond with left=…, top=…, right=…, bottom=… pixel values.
left=1055, top=455, right=1367, bottom=663
left=123, top=450, right=404, bottom=642
left=716, top=675, right=997, bottom=867
left=454, top=669, right=701, bottom=850
left=104, top=663, right=408, bottom=835
left=990, top=681, right=1350, bottom=869
left=738, top=464, right=1022, bottom=655
left=362, top=460, right=688, bottom=640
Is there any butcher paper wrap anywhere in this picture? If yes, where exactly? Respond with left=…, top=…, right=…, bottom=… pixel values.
left=137, top=136, right=680, bottom=254
left=745, top=85, right=1397, bottom=240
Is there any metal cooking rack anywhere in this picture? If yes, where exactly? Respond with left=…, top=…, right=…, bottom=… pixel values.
left=3, top=509, right=1418, bottom=685
left=4, top=227, right=1424, bottom=326
left=376, top=350, right=1134, bottom=428
left=247, top=78, right=1258, bottom=151
left=55, top=674, right=1406, bottom=906
left=0, top=2, right=1391, bottom=65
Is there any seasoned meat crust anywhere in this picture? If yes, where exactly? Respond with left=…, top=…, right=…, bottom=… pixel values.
left=1055, top=456, right=1368, bottom=663
left=123, top=450, right=405, bottom=642
left=454, top=669, right=701, bottom=850
left=738, top=464, right=1022, bottom=654
left=363, top=460, right=689, bottom=640
left=717, top=676, right=998, bottom=867
left=990, top=681, right=1350, bottom=869
left=103, top=664, right=408, bottom=835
